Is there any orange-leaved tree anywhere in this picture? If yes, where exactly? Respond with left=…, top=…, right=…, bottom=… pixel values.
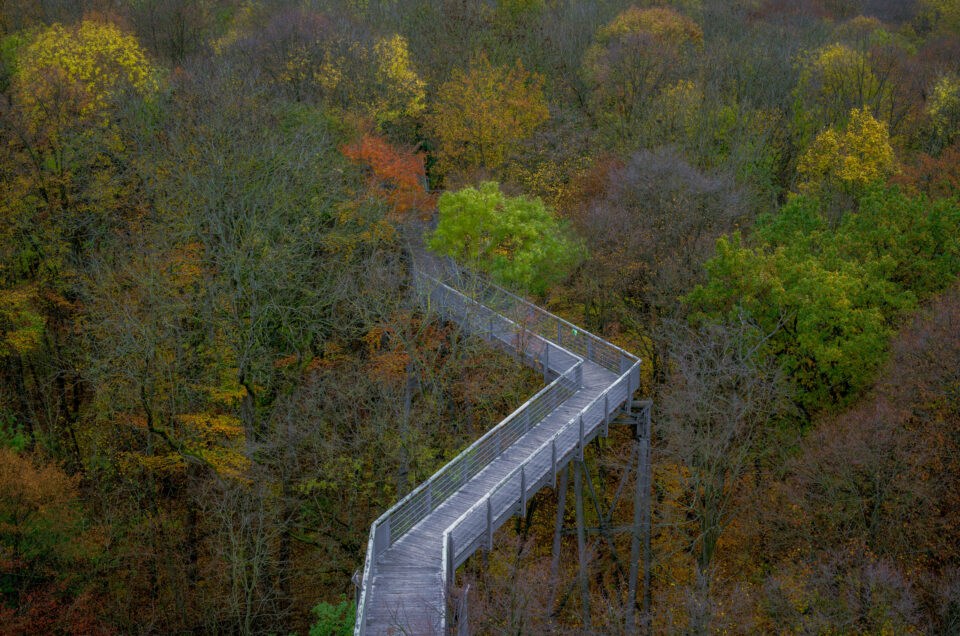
left=341, top=134, right=435, bottom=222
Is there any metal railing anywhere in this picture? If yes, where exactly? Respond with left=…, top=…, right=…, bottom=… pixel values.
left=440, top=360, right=642, bottom=622
left=354, top=256, right=641, bottom=635
left=355, top=271, right=584, bottom=635
left=437, top=262, right=637, bottom=376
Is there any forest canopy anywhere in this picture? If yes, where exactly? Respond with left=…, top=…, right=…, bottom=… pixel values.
left=1, top=0, right=960, bottom=634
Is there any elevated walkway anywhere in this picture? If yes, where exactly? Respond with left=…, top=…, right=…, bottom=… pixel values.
left=355, top=254, right=641, bottom=635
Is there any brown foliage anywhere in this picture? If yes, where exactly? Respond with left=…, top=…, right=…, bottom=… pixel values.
left=757, top=542, right=922, bottom=633
left=0, top=582, right=112, bottom=636
left=776, top=285, right=960, bottom=588
left=0, top=450, right=112, bottom=634
left=564, top=149, right=746, bottom=383
left=0, top=449, right=83, bottom=568
left=128, top=0, right=212, bottom=63
left=234, top=7, right=335, bottom=103
left=890, top=140, right=960, bottom=197
left=747, top=0, right=831, bottom=26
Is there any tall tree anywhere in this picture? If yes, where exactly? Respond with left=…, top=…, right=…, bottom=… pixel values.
left=658, top=319, right=789, bottom=634
left=429, top=54, right=548, bottom=177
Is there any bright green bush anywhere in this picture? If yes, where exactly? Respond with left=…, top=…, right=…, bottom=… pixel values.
left=0, top=414, right=25, bottom=451
left=309, top=597, right=354, bottom=636
left=428, top=181, right=582, bottom=295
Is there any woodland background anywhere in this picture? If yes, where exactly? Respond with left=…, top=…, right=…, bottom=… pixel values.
left=2, top=0, right=960, bottom=633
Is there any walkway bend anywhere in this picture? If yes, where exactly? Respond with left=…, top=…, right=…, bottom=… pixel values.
left=354, top=253, right=641, bottom=635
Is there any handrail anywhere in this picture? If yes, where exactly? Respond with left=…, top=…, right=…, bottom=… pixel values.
left=355, top=525, right=376, bottom=636
left=354, top=271, right=583, bottom=635
left=355, top=255, right=641, bottom=635
left=453, top=267, right=637, bottom=368
left=436, top=264, right=636, bottom=375
left=439, top=359, right=642, bottom=630
left=385, top=272, right=583, bottom=541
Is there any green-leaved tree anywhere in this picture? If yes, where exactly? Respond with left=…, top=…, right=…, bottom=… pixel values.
left=428, top=181, right=582, bottom=295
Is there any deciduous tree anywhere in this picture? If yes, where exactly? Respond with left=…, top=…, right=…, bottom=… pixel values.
left=658, top=319, right=789, bottom=634
left=429, top=181, right=581, bottom=294
left=797, top=108, right=897, bottom=196
left=341, top=134, right=435, bottom=222
left=582, top=6, right=701, bottom=150
left=429, top=54, right=548, bottom=176
left=566, top=148, right=747, bottom=383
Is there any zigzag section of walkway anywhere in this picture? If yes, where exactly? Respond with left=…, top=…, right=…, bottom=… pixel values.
left=355, top=254, right=641, bottom=635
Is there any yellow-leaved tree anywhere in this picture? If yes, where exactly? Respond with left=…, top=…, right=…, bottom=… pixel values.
left=589, top=6, right=703, bottom=47
left=228, top=10, right=425, bottom=130
left=919, top=0, right=960, bottom=36
left=8, top=20, right=160, bottom=222
left=0, top=286, right=43, bottom=359
left=926, top=73, right=960, bottom=151
left=792, top=33, right=917, bottom=145
left=16, top=20, right=160, bottom=124
left=369, top=34, right=426, bottom=125
left=582, top=6, right=702, bottom=149
left=0, top=22, right=161, bottom=425
left=797, top=108, right=897, bottom=195
left=793, top=43, right=873, bottom=138
left=429, top=53, right=548, bottom=176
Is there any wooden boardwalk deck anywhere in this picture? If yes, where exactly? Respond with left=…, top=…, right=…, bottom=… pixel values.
left=355, top=257, right=640, bottom=635
left=363, top=362, right=619, bottom=634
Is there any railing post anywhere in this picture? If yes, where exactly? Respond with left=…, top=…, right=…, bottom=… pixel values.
left=398, top=264, right=645, bottom=632
left=446, top=533, right=455, bottom=583
left=520, top=466, right=527, bottom=518
left=352, top=569, right=361, bottom=612
left=551, top=438, right=557, bottom=488
left=579, top=414, right=585, bottom=461
left=487, top=498, right=493, bottom=550
left=375, top=517, right=392, bottom=554
left=604, top=393, right=610, bottom=438
left=643, top=400, right=652, bottom=441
